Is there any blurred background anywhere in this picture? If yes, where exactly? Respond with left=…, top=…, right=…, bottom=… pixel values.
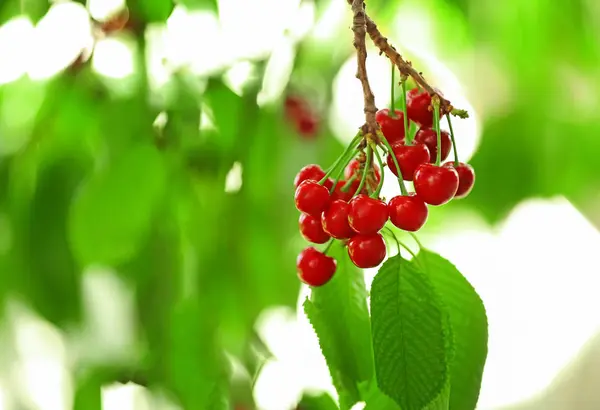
left=0, top=0, right=600, bottom=409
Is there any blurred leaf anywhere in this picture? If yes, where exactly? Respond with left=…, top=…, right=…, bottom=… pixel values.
left=69, top=143, right=167, bottom=267
left=413, top=250, right=488, bottom=410
left=73, top=374, right=102, bottom=410
left=304, top=241, right=373, bottom=410
left=370, top=254, right=450, bottom=410
left=204, top=78, right=244, bottom=154
left=0, top=0, right=48, bottom=23
left=176, top=0, right=218, bottom=12
left=128, top=0, right=174, bottom=22
left=297, top=392, right=339, bottom=410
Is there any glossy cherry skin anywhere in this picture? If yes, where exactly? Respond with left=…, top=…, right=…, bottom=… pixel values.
left=297, top=247, right=337, bottom=286
left=376, top=108, right=406, bottom=145
left=413, top=163, right=459, bottom=206
left=348, top=194, right=389, bottom=234
left=443, top=162, right=475, bottom=199
left=414, top=128, right=452, bottom=163
left=295, top=180, right=330, bottom=216
left=347, top=233, right=387, bottom=268
left=321, top=200, right=355, bottom=239
left=299, top=213, right=330, bottom=244
left=388, top=194, right=428, bottom=232
left=386, top=143, right=431, bottom=181
left=330, top=180, right=358, bottom=202
left=406, top=88, right=440, bottom=128
left=294, top=164, right=326, bottom=188
left=344, top=159, right=381, bottom=183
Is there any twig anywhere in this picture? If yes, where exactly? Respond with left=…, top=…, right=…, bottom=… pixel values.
left=351, top=0, right=379, bottom=136
left=346, top=0, right=468, bottom=119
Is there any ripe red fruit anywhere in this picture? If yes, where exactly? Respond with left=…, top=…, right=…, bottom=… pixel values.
left=295, top=180, right=330, bottom=216
left=375, top=108, right=406, bottom=145
left=347, top=233, right=386, bottom=268
left=413, top=163, right=459, bottom=205
left=348, top=194, right=389, bottom=234
left=386, top=143, right=430, bottom=181
left=296, top=114, right=319, bottom=137
left=414, top=128, right=452, bottom=163
left=388, top=194, right=428, bottom=232
left=330, top=180, right=358, bottom=202
left=299, top=214, right=330, bottom=244
left=322, top=200, right=355, bottom=239
left=443, top=162, right=475, bottom=199
left=406, top=88, right=442, bottom=128
left=344, top=159, right=381, bottom=183
left=294, top=164, right=325, bottom=188
left=297, top=247, right=337, bottom=286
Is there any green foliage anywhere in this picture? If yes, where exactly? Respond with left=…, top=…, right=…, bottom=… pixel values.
left=304, top=241, right=373, bottom=409
left=370, top=254, right=451, bottom=410
left=298, top=392, right=340, bottom=410
left=176, top=0, right=218, bottom=12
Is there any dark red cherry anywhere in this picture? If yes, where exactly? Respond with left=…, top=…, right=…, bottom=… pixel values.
left=348, top=194, right=389, bottom=234
left=347, top=233, right=387, bottom=268
left=443, top=162, right=475, bottom=199
left=294, top=164, right=326, bottom=188
left=297, top=247, right=336, bottom=286
left=299, top=213, right=330, bottom=244
left=406, top=88, right=442, bottom=128
left=414, top=128, right=452, bottom=163
left=321, top=200, right=355, bottom=239
left=376, top=108, right=406, bottom=145
left=294, top=180, right=330, bottom=216
left=388, top=194, right=428, bottom=232
left=413, top=163, right=459, bottom=206
left=386, top=143, right=430, bottom=181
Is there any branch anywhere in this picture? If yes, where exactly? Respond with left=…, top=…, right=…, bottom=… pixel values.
left=351, top=0, right=379, bottom=136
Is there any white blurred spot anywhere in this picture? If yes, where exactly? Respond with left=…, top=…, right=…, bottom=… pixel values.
left=287, top=0, right=315, bottom=41
left=92, top=37, right=135, bottom=79
left=153, top=111, right=168, bottom=130
left=28, top=1, right=94, bottom=80
left=253, top=359, right=303, bottom=410
left=102, top=383, right=151, bottom=410
left=223, top=61, right=254, bottom=96
left=311, top=0, right=347, bottom=41
left=350, top=402, right=366, bottom=410
left=258, top=37, right=295, bottom=106
left=224, top=162, right=243, bottom=194
left=0, top=16, right=35, bottom=84
left=88, top=0, right=127, bottom=21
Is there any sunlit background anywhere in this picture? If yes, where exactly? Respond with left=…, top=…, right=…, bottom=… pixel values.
left=1, top=0, right=600, bottom=409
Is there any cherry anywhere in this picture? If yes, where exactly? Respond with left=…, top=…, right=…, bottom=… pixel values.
left=299, top=213, right=330, bottom=244
left=295, top=180, right=330, bottom=216
left=388, top=194, right=428, bottom=232
left=296, top=114, right=319, bottom=137
left=406, top=88, right=441, bottom=128
left=443, top=162, right=475, bottom=199
left=294, top=164, right=326, bottom=188
left=297, top=247, right=337, bottom=286
left=347, top=233, right=386, bottom=268
left=330, top=180, right=358, bottom=202
left=414, top=128, right=452, bottom=163
left=348, top=194, right=389, bottom=234
left=322, top=200, right=355, bottom=239
left=413, top=163, right=459, bottom=206
left=386, top=143, right=430, bottom=181
left=376, top=108, right=406, bottom=145
left=344, top=159, right=381, bottom=183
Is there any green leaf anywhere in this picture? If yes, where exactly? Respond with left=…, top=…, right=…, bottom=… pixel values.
left=73, top=374, right=102, bottom=410
left=176, top=0, right=218, bottom=12
left=360, top=380, right=401, bottom=410
left=297, top=392, right=339, bottom=410
left=370, top=254, right=451, bottom=410
left=204, top=78, right=244, bottom=153
left=303, top=241, right=373, bottom=410
left=414, top=250, right=488, bottom=410
left=128, top=0, right=174, bottom=22
left=69, top=143, right=167, bottom=267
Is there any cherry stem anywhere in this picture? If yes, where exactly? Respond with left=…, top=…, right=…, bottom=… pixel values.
left=370, top=144, right=385, bottom=198
left=446, top=114, right=460, bottom=167
left=354, top=145, right=372, bottom=196
left=383, top=227, right=401, bottom=255
left=400, top=77, right=410, bottom=144
left=389, top=62, right=396, bottom=117
left=323, top=239, right=335, bottom=255
left=340, top=174, right=358, bottom=192
left=384, top=227, right=418, bottom=260
left=320, top=134, right=362, bottom=185
left=409, top=232, right=423, bottom=249
left=378, top=133, right=408, bottom=196
left=328, top=146, right=361, bottom=193
left=433, top=96, right=442, bottom=166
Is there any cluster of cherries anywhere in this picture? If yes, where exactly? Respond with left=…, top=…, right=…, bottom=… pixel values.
left=295, top=88, right=475, bottom=287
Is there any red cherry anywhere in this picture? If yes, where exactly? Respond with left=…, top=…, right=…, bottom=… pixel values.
left=294, top=164, right=325, bottom=188
left=414, top=128, right=452, bottom=163
left=295, top=180, right=330, bottom=216
left=323, top=177, right=335, bottom=191
left=299, top=214, right=330, bottom=244
left=376, top=108, right=406, bottom=145
left=388, top=194, right=428, bottom=232
left=297, top=114, right=319, bottom=137
left=386, top=143, right=430, bottom=181
left=443, top=162, right=475, bottom=199
left=321, top=200, right=355, bottom=239
left=347, top=233, right=386, bottom=268
left=348, top=194, right=389, bottom=234
left=344, top=159, right=381, bottom=183
left=297, top=247, right=337, bottom=286
left=413, top=163, right=459, bottom=206
left=330, top=180, right=358, bottom=202
left=406, top=88, right=442, bottom=128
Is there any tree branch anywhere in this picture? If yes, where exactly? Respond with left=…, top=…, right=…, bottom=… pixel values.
left=351, top=0, right=379, bottom=136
